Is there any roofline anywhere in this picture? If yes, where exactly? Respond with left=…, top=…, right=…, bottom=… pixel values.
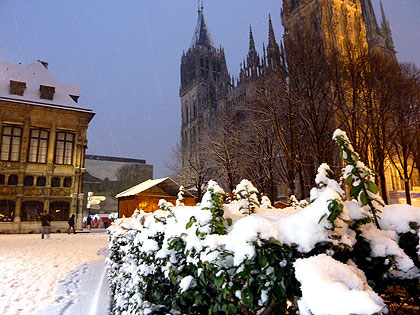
left=0, top=96, right=95, bottom=116
left=85, top=154, right=147, bottom=164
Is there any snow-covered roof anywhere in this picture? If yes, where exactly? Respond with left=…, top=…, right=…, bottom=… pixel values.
left=116, top=177, right=194, bottom=199
left=0, top=60, right=92, bottom=114
left=190, top=9, right=216, bottom=49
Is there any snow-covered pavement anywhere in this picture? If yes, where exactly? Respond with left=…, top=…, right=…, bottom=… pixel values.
left=0, top=231, right=109, bottom=315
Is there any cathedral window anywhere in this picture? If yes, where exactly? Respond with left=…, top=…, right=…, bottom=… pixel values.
left=1, top=124, right=22, bottom=162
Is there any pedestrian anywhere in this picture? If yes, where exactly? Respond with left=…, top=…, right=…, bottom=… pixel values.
left=67, top=214, right=76, bottom=234
left=87, top=215, right=92, bottom=231
left=40, top=210, right=52, bottom=239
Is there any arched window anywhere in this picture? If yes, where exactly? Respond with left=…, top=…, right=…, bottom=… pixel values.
left=49, top=201, right=70, bottom=221
left=21, top=201, right=44, bottom=221
left=0, top=200, right=15, bottom=222
left=0, top=174, right=4, bottom=185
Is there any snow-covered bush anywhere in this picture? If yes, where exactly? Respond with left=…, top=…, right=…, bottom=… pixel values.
left=234, top=179, right=260, bottom=215
left=176, top=185, right=185, bottom=207
left=107, top=130, right=420, bottom=314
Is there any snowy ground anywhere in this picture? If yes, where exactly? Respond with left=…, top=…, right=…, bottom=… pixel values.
left=0, top=231, right=110, bottom=315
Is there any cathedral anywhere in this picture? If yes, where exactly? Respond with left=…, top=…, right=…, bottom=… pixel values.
left=180, top=1, right=400, bottom=200
left=180, top=0, right=394, bottom=159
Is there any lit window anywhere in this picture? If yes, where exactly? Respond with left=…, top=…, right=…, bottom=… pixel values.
left=28, top=128, right=49, bottom=163
left=1, top=125, right=22, bottom=161
left=55, top=131, right=74, bottom=165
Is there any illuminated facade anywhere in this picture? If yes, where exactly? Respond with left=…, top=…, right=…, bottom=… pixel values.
left=0, top=61, right=94, bottom=233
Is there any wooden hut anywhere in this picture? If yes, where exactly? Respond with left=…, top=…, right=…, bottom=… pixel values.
left=116, top=177, right=196, bottom=217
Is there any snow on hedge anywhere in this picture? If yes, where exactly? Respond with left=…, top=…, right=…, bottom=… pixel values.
left=106, top=130, right=420, bottom=314
left=294, top=254, right=385, bottom=315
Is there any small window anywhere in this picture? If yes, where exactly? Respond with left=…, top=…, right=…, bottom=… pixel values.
left=63, top=177, right=72, bottom=187
left=8, top=175, right=18, bottom=185
left=51, top=177, right=61, bottom=187
left=0, top=175, right=4, bottom=185
left=40, top=85, right=55, bottom=100
left=9, top=80, right=26, bottom=96
left=36, top=177, right=46, bottom=186
left=24, top=176, right=34, bottom=186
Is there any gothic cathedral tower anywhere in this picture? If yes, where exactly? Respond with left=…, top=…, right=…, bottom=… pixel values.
left=281, top=0, right=368, bottom=55
left=180, top=6, right=230, bottom=162
left=281, top=0, right=395, bottom=57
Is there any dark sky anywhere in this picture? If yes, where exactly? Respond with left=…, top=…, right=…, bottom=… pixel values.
left=0, top=1, right=419, bottom=178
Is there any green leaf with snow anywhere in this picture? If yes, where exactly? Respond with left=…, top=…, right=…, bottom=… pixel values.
left=360, top=191, right=368, bottom=206
left=367, top=181, right=378, bottom=194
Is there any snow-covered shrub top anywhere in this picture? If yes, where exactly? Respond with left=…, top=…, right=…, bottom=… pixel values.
left=234, top=179, right=260, bottom=215
left=295, top=254, right=386, bottom=315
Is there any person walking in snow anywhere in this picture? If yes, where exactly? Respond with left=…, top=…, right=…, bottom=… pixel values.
left=87, top=215, right=92, bottom=231
left=40, top=210, right=52, bottom=239
left=67, top=214, right=76, bottom=234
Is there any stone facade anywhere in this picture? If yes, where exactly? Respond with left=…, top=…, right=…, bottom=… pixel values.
left=0, top=61, right=94, bottom=233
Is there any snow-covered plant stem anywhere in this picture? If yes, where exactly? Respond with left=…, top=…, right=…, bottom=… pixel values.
left=333, top=129, right=383, bottom=229
left=235, top=179, right=260, bottom=215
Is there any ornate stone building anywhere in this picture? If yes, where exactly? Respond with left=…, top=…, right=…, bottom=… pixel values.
left=0, top=60, right=94, bottom=233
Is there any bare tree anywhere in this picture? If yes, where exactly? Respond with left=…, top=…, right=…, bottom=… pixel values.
left=169, top=143, right=214, bottom=201
left=387, top=63, right=420, bottom=204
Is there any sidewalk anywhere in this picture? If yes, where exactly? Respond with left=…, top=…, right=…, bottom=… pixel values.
left=34, top=248, right=110, bottom=315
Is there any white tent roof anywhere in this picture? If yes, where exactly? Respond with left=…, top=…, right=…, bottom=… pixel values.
left=115, top=177, right=194, bottom=199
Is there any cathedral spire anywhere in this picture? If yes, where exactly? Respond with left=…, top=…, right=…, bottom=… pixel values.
left=379, top=1, right=395, bottom=52
left=249, top=25, right=256, bottom=52
left=268, top=14, right=277, bottom=48
left=247, top=25, right=259, bottom=78
left=360, top=0, right=380, bottom=46
left=266, top=15, right=280, bottom=70
left=190, top=4, right=216, bottom=49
